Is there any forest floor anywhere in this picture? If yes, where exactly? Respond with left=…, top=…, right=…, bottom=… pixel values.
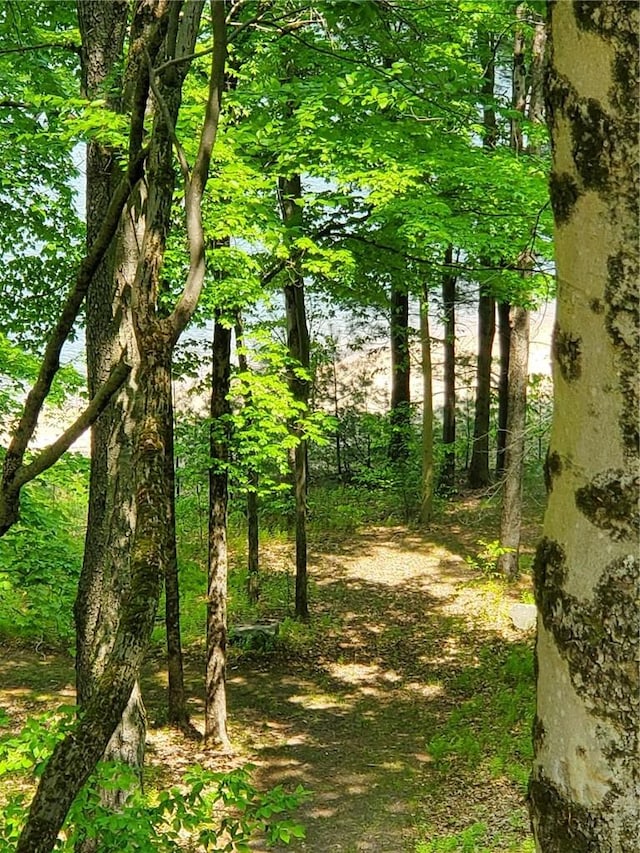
left=0, top=493, right=541, bottom=852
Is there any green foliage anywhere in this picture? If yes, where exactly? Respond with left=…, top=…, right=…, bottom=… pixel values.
left=465, top=540, right=515, bottom=577
left=416, top=821, right=535, bottom=853
left=0, top=709, right=309, bottom=851
left=424, top=643, right=534, bottom=790
left=0, top=453, right=87, bottom=648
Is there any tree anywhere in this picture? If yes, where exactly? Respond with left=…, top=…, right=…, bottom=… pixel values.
left=497, top=4, right=546, bottom=578
left=16, top=2, right=227, bottom=848
left=529, top=2, right=639, bottom=850
left=279, top=173, right=311, bottom=621
left=419, top=287, right=434, bottom=523
left=206, top=311, right=232, bottom=748
left=439, top=247, right=457, bottom=492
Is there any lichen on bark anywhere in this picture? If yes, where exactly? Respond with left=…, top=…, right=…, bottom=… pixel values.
left=552, top=325, right=582, bottom=382
left=575, top=469, right=640, bottom=540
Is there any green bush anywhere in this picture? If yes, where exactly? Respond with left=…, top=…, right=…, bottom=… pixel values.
left=0, top=707, right=309, bottom=851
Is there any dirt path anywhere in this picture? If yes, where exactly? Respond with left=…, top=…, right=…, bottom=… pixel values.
left=223, top=526, right=535, bottom=852
left=0, top=523, right=536, bottom=852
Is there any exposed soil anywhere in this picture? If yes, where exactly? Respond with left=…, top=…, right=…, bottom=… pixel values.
left=0, top=509, right=538, bottom=852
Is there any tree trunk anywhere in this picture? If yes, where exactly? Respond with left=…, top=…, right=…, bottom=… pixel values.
left=468, top=27, right=498, bottom=490
left=439, top=246, right=456, bottom=491
left=279, top=174, right=310, bottom=621
left=18, top=4, right=225, bottom=846
left=496, top=300, right=511, bottom=477
left=530, top=3, right=639, bottom=850
left=389, top=283, right=411, bottom=463
left=467, top=292, right=495, bottom=488
left=165, top=380, right=190, bottom=729
left=420, top=290, right=434, bottom=524
left=74, top=4, right=146, bottom=835
left=18, top=344, right=176, bottom=853
left=496, top=304, right=529, bottom=578
left=235, top=315, right=260, bottom=604
left=205, top=314, right=232, bottom=748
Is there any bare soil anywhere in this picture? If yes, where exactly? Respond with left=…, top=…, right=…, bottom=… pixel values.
left=0, top=506, right=539, bottom=852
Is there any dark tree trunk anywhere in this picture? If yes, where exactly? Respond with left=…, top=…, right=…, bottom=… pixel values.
left=496, top=300, right=511, bottom=477
left=439, top=246, right=456, bottom=491
left=468, top=292, right=495, bottom=488
left=420, top=290, right=434, bottom=524
left=165, top=381, right=190, bottom=729
left=205, top=314, right=232, bottom=748
left=235, top=315, right=260, bottom=603
left=468, top=26, right=498, bottom=491
left=279, top=174, right=310, bottom=621
left=389, top=283, right=411, bottom=463
left=496, top=304, right=530, bottom=578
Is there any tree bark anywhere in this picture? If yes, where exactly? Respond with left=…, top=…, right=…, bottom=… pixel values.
left=74, top=2, right=146, bottom=834
left=279, top=174, right=310, bottom=621
left=439, top=246, right=456, bottom=491
left=18, top=3, right=225, bottom=847
left=205, top=314, right=232, bottom=748
left=496, top=303, right=529, bottom=578
left=496, top=300, right=511, bottom=477
left=467, top=291, right=495, bottom=488
left=165, top=380, right=190, bottom=729
left=389, top=283, right=411, bottom=463
left=530, top=3, right=639, bottom=850
left=235, top=315, right=260, bottom=603
left=468, top=27, right=498, bottom=490
left=420, top=290, right=433, bottom=524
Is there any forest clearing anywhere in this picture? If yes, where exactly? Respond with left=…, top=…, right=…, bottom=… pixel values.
left=0, top=1, right=637, bottom=851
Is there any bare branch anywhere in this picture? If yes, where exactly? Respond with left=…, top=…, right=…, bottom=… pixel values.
left=0, top=40, right=80, bottom=57
left=14, top=359, right=132, bottom=491
left=168, top=0, right=227, bottom=340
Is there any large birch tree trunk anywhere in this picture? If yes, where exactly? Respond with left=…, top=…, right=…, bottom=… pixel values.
left=529, top=3, right=639, bottom=850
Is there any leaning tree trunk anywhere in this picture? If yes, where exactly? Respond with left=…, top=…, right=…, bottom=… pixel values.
left=420, top=289, right=434, bottom=524
left=495, top=299, right=511, bottom=477
left=279, top=174, right=310, bottom=621
left=389, top=282, right=411, bottom=463
left=439, top=246, right=457, bottom=491
left=529, top=3, right=639, bottom=851
left=205, top=314, right=232, bottom=748
left=74, top=3, right=146, bottom=831
left=17, top=4, right=225, bottom=848
left=467, top=291, right=495, bottom=488
left=496, top=303, right=529, bottom=578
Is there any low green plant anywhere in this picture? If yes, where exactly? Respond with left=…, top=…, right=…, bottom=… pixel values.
left=465, top=540, right=515, bottom=577
left=0, top=708, right=309, bottom=851
left=416, top=821, right=535, bottom=853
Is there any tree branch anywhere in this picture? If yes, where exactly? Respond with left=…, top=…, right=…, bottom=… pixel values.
left=14, top=359, right=132, bottom=491
left=0, top=145, right=147, bottom=496
left=167, top=0, right=227, bottom=340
